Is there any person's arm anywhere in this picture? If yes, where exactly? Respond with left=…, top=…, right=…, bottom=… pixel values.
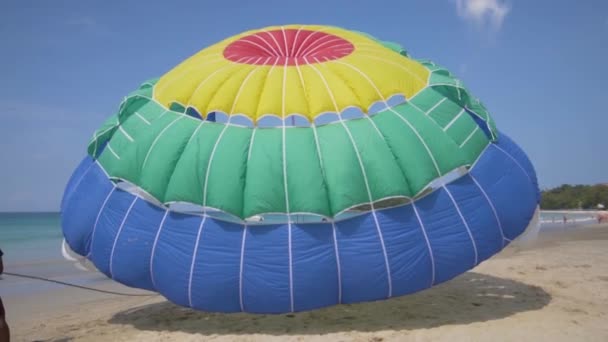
left=0, top=249, right=4, bottom=275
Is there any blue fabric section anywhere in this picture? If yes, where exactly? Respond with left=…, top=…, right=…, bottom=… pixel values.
left=61, top=156, right=93, bottom=211
left=61, top=159, right=114, bottom=256
left=446, top=175, right=503, bottom=261
left=230, top=115, right=254, bottom=127
left=291, top=223, right=339, bottom=311
left=335, top=213, right=389, bottom=304
left=189, top=218, right=242, bottom=312
left=242, top=224, right=290, bottom=313
left=94, top=140, right=108, bottom=158
left=89, top=189, right=136, bottom=277
left=341, top=107, right=366, bottom=120
left=470, top=144, right=538, bottom=241
left=495, top=132, right=540, bottom=203
left=185, top=107, right=202, bottom=120
left=152, top=211, right=200, bottom=307
left=110, top=199, right=166, bottom=291
left=415, top=189, right=476, bottom=284
left=466, top=110, right=493, bottom=139
left=376, top=205, right=433, bottom=297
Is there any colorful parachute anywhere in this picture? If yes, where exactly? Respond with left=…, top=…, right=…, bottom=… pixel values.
left=61, top=25, right=540, bottom=313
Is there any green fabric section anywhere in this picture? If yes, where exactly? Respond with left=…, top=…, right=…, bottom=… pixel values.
left=417, top=60, right=442, bottom=72
left=122, top=87, right=153, bottom=105
left=413, top=59, right=499, bottom=141
left=373, top=104, right=466, bottom=192
left=138, top=116, right=198, bottom=200
left=429, top=71, right=460, bottom=87
left=140, top=78, right=160, bottom=89
left=407, top=86, right=490, bottom=166
left=131, top=100, right=168, bottom=122
left=345, top=118, right=411, bottom=200
left=96, top=103, right=165, bottom=181
left=243, top=128, right=286, bottom=217
left=164, top=123, right=224, bottom=206
left=408, top=87, right=444, bottom=113
left=429, top=100, right=465, bottom=128
left=391, top=103, right=467, bottom=175
left=445, top=111, right=477, bottom=144
left=87, top=85, right=166, bottom=157
left=284, top=128, right=331, bottom=216
left=98, top=112, right=183, bottom=187
left=460, top=128, right=488, bottom=160
left=88, top=115, right=118, bottom=157
left=204, top=125, right=252, bottom=217
left=316, top=123, right=369, bottom=214
left=442, top=108, right=490, bottom=164
left=372, top=112, right=437, bottom=194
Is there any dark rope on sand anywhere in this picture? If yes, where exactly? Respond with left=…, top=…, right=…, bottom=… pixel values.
left=3, top=272, right=158, bottom=297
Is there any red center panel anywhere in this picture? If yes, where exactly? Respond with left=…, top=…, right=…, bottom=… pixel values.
left=223, top=29, right=355, bottom=66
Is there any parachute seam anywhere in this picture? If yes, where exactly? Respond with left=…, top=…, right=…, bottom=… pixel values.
left=281, top=58, right=295, bottom=313
left=141, top=114, right=182, bottom=170
left=241, top=128, right=257, bottom=218
left=351, top=51, right=427, bottom=87
left=109, top=196, right=138, bottom=278
left=188, top=215, right=208, bottom=308
left=412, top=202, right=436, bottom=286
left=149, top=209, right=169, bottom=291
left=239, top=225, right=247, bottom=312
left=443, top=185, right=479, bottom=266
left=315, top=57, right=384, bottom=136
left=158, top=121, right=206, bottom=203
left=492, top=144, right=533, bottom=183
left=460, top=126, right=480, bottom=148
left=331, top=221, right=343, bottom=304
left=295, top=57, right=332, bottom=216
left=470, top=174, right=507, bottom=246
left=86, top=186, right=116, bottom=258
left=254, top=58, right=281, bottom=121
left=202, top=125, right=231, bottom=208
left=187, top=61, right=250, bottom=118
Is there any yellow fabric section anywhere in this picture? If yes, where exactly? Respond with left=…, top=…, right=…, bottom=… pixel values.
left=282, top=66, right=310, bottom=116
left=153, top=25, right=429, bottom=123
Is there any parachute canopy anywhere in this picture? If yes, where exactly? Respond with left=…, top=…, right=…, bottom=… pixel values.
left=61, top=25, right=539, bottom=314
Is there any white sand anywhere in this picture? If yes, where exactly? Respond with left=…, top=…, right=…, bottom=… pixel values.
left=7, top=225, right=608, bottom=342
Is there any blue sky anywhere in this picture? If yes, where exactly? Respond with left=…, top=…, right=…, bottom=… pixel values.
left=1, top=0, right=606, bottom=211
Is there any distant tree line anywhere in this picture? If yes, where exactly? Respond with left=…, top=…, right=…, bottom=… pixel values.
left=541, top=184, right=608, bottom=210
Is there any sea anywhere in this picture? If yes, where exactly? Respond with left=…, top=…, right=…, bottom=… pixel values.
left=0, top=212, right=112, bottom=298
left=0, top=210, right=602, bottom=299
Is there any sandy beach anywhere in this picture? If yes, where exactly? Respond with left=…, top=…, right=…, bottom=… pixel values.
left=6, top=224, right=608, bottom=342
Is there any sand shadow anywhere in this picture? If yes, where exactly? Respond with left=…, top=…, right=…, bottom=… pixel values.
left=109, top=272, right=551, bottom=335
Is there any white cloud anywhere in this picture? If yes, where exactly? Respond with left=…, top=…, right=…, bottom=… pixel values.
left=453, top=0, right=511, bottom=31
